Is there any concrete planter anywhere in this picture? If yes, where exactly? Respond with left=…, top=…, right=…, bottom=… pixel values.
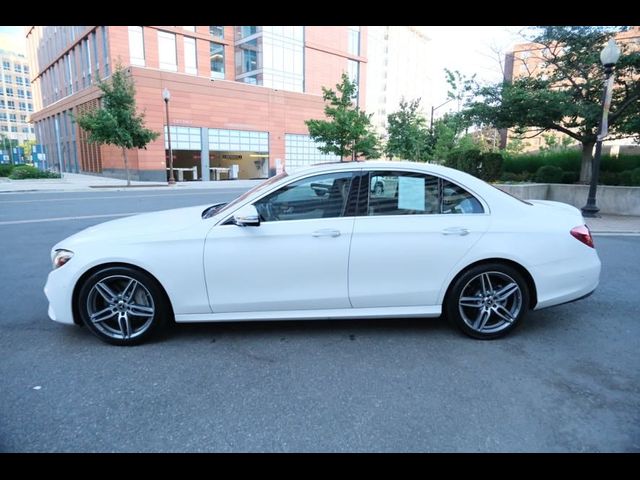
left=495, top=183, right=640, bottom=216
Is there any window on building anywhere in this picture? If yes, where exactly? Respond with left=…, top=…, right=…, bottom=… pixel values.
left=25, top=78, right=30, bottom=87
left=184, top=26, right=196, bottom=32
left=91, top=30, right=99, bottom=79
left=101, top=26, right=110, bottom=76
left=158, top=31, right=177, bottom=71
left=347, top=59, right=359, bottom=104
left=6, top=87, right=14, bottom=97
left=210, top=42, right=225, bottom=79
left=27, top=91, right=32, bottom=99
left=184, top=37, right=197, bottom=75
left=20, top=114, right=27, bottom=122
left=15, top=76, right=23, bottom=85
left=0, top=126, right=7, bottom=132
left=4, top=75, right=12, bottom=84
left=9, top=113, right=17, bottom=122
left=128, top=26, right=145, bottom=67
left=0, top=87, right=3, bottom=96
left=19, top=102, right=26, bottom=111
left=17, top=89, right=25, bottom=98
left=348, top=26, right=360, bottom=56
left=23, top=65, right=29, bottom=74
left=2, top=61, right=10, bottom=70
left=209, top=26, right=224, bottom=38
left=14, top=63, right=22, bottom=73
left=27, top=103, right=33, bottom=112
left=22, top=126, right=30, bottom=133
left=0, top=112, right=6, bottom=121
left=10, top=126, right=17, bottom=133
left=235, top=26, right=258, bottom=40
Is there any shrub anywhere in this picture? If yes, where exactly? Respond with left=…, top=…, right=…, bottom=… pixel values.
left=8, top=165, right=61, bottom=179
left=617, top=170, right=633, bottom=186
left=500, top=172, right=521, bottom=182
left=631, top=168, right=640, bottom=186
left=479, top=152, right=503, bottom=182
left=535, top=165, right=564, bottom=183
left=561, top=171, right=579, bottom=184
left=446, top=149, right=504, bottom=181
left=599, top=171, right=619, bottom=186
left=0, top=164, right=14, bottom=177
left=601, top=154, right=640, bottom=173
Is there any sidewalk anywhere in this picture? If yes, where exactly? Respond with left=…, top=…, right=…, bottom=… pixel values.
left=0, top=172, right=638, bottom=234
left=0, top=172, right=262, bottom=193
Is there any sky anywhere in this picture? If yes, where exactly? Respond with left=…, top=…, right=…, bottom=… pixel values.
left=424, top=26, right=530, bottom=114
left=0, top=25, right=530, bottom=113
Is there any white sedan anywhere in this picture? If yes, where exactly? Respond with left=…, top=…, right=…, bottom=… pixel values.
left=44, top=161, right=601, bottom=345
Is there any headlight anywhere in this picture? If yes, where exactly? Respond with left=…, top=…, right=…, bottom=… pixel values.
left=52, top=249, right=74, bottom=269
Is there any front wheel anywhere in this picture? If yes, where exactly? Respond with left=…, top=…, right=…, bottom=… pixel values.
left=446, top=264, right=529, bottom=340
left=77, top=266, right=170, bottom=346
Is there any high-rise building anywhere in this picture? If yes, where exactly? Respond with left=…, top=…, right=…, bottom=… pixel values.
left=0, top=49, right=35, bottom=146
left=366, top=26, right=432, bottom=136
left=26, top=26, right=367, bottom=180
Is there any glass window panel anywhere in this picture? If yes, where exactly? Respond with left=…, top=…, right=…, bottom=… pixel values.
left=158, top=31, right=177, bottom=71
left=128, top=26, right=145, bottom=66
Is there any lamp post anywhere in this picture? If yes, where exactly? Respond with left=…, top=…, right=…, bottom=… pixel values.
left=430, top=98, right=455, bottom=134
left=581, top=38, right=620, bottom=218
left=162, top=88, right=176, bottom=185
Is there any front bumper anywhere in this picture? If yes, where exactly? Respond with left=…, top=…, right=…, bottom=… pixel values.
left=44, top=264, right=76, bottom=325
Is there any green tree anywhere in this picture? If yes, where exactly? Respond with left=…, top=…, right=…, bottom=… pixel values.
left=385, top=97, right=430, bottom=161
left=75, top=65, right=159, bottom=185
left=463, top=26, right=640, bottom=183
left=305, top=73, right=381, bottom=161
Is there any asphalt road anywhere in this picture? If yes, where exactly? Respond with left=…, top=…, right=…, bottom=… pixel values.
left=0, top=189, right=638, bottom=452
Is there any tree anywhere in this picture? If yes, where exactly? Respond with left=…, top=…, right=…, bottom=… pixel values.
left=385, top=98, right=430, bottom=161
left=464, top=26, right=640, bottom=183
left=305, top=73, right=381, bottom=161
left=75, top=65, right=159, bottom=185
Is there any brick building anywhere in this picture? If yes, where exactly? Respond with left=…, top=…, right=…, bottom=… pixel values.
left=26, top=26, right=367, bottom=180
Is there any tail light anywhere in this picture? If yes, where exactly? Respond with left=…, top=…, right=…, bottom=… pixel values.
left=570, top=225, right=595, bottom=248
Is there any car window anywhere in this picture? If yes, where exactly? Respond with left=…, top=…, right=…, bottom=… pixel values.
left=441, top=179, right=484, bottom=214
left=254, top=172, right=354, bottom=222
left=367, top=171, right=439, bottom=216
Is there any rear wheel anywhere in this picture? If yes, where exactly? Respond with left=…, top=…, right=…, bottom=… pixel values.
left=446, top=263, right=529, bottom=339
left=77, top=266, right=169, bottom=346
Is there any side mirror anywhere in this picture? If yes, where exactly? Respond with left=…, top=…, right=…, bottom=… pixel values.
left=232, top=204, right=260, bottom=227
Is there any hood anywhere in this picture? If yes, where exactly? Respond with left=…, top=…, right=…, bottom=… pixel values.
left=56, top=204, right=213, bottom=249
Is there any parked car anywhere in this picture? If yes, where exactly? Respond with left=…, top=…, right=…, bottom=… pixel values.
left=45, top=161, right=601, bottom=345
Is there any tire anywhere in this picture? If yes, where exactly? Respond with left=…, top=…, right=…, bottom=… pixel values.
left=77, top=266, right=170, bottom=346
left=445, top=263, right=529, bottom=340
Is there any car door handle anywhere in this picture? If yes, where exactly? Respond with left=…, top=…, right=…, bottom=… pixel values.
left=441, top=227, right=469, bottom=236
left=312, top=229, right=341, bottom=238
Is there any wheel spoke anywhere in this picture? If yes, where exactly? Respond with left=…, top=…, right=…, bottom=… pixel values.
left=495, top=282, right=519, bottom=302
left=118, top=312, right=132, bottom=339
left=90, top=306, right=116, bottom=323
left=472, top=308, right=492, bottom=331
left=121, top=279, right=139, bottom=302
left=480, top=273, right=493, bottom=295
left=460, top=296, right=483, bottom=308
left=492, top=304, right=515, bottom=324
left=95, top=281, right=117, bottom=303
left=128, top=304, right=154, bottom=317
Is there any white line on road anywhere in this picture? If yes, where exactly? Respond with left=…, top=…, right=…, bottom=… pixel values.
left=0, top=191, right=246, bottom=204
left=0, top=212, right=141, bottom=225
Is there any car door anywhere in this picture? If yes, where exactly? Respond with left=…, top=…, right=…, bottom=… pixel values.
left=204, top=170, right=358, bottom=313
left=348, top=169, right=491, bottom=308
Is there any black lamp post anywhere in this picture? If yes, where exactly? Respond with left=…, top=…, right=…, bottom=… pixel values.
left=162, top=88, right=176, bottom=185
left=581, top=38, right=621, bottom=218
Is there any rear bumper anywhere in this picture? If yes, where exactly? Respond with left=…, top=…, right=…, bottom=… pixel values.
left=532, top=252, right=601, bottom=310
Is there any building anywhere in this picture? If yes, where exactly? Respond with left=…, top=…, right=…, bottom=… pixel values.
left=26, top=26, right=367, bottom=180
left=502, top=27, right=640, bottom=153
left=366, top=26, right=432, bottom=136
left=0, top=49, right=35, bottom=148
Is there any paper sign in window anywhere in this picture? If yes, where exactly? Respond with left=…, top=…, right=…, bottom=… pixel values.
left=398, top=176, right=425, bottom=211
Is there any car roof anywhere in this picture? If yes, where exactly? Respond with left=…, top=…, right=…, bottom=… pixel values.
left=288, top=160, right=460, bottom=177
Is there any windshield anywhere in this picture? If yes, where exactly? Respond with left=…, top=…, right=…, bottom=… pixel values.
left=213, top=172, right=289, bottom=217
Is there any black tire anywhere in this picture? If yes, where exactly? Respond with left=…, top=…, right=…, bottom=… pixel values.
left=77, top=266, right=170, bottom=346
left=445, top=263, right=529, bottom=340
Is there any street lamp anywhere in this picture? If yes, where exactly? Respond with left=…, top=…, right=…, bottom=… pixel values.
left=430, top=98, right=455, bottom=133
left=581, top=38, right=621, bottom=218
left=162, top=88, right=176, bottom=185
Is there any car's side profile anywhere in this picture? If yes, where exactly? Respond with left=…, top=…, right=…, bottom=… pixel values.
left=44, top=161, right=601, bottom=345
